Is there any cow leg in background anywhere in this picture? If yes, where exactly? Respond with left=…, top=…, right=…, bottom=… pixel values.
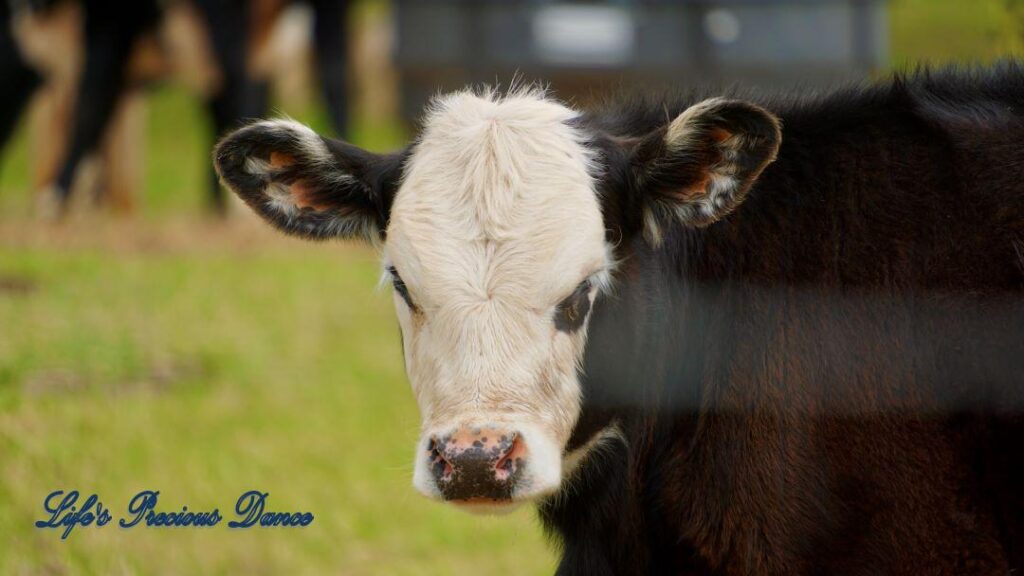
left=195, top=0, right=269, bottom=215
left=101, top=91, right=146, bottom=214
left=0, top=3, right=41, bottom=153
left=310, top=0, right=350, bottom=137
left=49, top=0, right=160, bottom=215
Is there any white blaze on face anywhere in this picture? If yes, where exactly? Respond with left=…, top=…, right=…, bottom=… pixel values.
left=384, top=89, right=612, bottom=503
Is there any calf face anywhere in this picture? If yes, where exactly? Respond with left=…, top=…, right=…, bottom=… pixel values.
left=214, top=89, right=780, bottom=512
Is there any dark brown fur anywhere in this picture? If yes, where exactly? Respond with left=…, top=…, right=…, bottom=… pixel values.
left=543, top=65, right=1024, bottom=575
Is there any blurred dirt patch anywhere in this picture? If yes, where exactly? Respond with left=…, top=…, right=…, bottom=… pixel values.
left=22, top=357, right=211, bottom=396
left=0, top=214, right=373, bottom=259
left=0, top=274, right=38, bottom=296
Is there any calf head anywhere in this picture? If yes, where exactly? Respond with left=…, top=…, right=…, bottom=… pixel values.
left=214, top=89, right=780, bottom=512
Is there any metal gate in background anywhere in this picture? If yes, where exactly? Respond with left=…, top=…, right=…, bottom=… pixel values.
left=392, top=0, right=888, bottom=122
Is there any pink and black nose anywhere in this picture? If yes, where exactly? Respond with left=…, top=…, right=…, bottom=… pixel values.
left=427, top=427, right=528, bottom=502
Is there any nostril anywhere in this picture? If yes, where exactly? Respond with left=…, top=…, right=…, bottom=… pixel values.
left=494, top=433, right=526, bottom=481
left=429, top=437, right=454, bottom=481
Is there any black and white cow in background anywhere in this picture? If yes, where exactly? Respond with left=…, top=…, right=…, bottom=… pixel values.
left=3, top=0, right=352, bottom=216
left=214, top=66, right=1024, bottom=574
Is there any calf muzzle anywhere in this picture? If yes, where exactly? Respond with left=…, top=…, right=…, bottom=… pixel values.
left=428, top=427, right=527, bottom=502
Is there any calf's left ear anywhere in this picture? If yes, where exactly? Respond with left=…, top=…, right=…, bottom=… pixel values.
left=631, top=98, right=781, bottom=244
left=213, top=120, right=406, bottom=242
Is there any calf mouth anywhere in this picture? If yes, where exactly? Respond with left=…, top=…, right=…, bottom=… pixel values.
left=449, top=497, right=525, bottom=515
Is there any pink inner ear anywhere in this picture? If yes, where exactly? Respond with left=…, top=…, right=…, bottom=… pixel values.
left=269, top=151, right=331, bottom=211
left=709, top=127, right=733, bottom=143
left=269, top=151, right=294, bottom=168
left=676, top=127, right=733, bottom=200
left=679, top=170, right=712, bottom=201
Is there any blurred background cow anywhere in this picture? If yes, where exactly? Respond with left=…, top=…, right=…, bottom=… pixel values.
left=1, top=0, right=368, bottom=216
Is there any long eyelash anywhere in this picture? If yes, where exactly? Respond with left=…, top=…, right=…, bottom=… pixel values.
left=573, top=278, right=592, bottom=299
left=377, top=266, right=393, bottom=291
left=554, top=277, right=595, bottom=333
left=387, top=266, right=418, bottom=311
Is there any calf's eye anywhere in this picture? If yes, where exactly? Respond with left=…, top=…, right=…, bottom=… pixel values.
left=388, top=266, right=417, bottom=311
left=555, top=279, right=592, bottom=333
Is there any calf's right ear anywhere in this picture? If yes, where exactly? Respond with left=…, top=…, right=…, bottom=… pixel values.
left=213, top=120, right=407, bottom=242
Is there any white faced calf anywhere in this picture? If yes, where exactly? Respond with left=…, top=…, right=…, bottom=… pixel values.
left=214, top=89, right=780, bottom=512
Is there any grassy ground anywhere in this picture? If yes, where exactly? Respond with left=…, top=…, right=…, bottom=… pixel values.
left=2, top=1, right=1022, bottom=573
left=890, top=0, right=1024, bottom=65
left=0, top=217, right=556, bottom=575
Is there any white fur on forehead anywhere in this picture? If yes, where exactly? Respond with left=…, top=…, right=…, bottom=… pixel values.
left=398, top=88, right=598, bottom=240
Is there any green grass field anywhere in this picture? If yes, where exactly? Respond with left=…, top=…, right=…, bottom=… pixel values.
left=1, top=1, right=1022, bottom=573
left=0, top=220, right=555, bottom=574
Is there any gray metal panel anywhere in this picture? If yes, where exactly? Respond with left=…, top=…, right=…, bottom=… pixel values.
left=394, top=4, right=470, bottom=65
left=707, top=4, right=854, bottom=65
left=393, top=0, right=890, bottom=122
